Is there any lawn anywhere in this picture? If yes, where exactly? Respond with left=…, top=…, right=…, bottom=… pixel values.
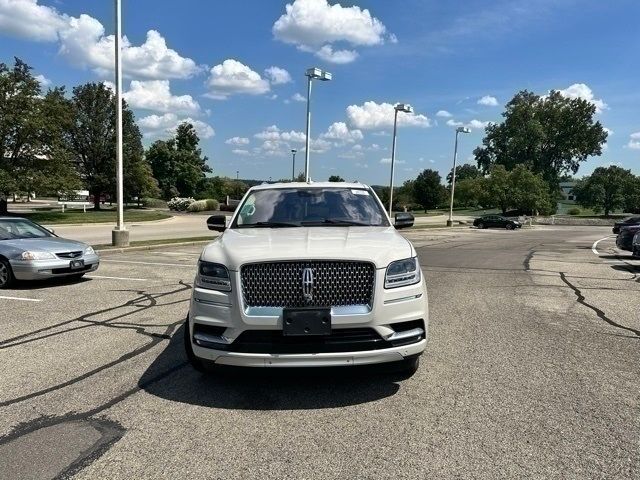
left=19, top=209, right=172, bottom=225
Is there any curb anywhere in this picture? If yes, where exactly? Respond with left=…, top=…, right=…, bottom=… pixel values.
left=48, top=216, right=175, bottom=228
left=96, top=239, right=211, bottom=256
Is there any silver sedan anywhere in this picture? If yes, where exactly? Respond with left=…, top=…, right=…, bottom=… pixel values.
left=0, top=217, right=99, bottom=288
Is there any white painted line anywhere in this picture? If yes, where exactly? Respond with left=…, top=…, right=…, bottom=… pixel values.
left=101, top=259, right=195, bottom=267
left=0, top=296, right=42, bottom=302
left=153, top=251, right=200, bottom=257
left=592, top=236, right=614, bottom=255
left=87, top=275, right=149, bottom=282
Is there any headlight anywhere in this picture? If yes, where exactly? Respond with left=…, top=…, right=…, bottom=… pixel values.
left=633, top=233, right=640, bottom=245
left=385, top=257, right=421, bottom=289
left=85, top=246, right=95, bottom=255
left=197, top=261, right=231, bottom=291
left=21, top=251, right=57, bottom=260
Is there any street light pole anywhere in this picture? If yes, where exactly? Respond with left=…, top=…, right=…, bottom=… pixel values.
left=303, top=68, right=331, bottom=182
left=291, top=149, right=297, bottom=181
left=111, top=0, right=128, bottom=246
left=447, top=126, right=471, bottom=227
left=388, top=103, right=413, bottom=217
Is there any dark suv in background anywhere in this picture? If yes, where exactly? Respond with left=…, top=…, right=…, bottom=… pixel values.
left=615, top=225, right=640, bottom=252
left=612, top=216, right=640, bottom=234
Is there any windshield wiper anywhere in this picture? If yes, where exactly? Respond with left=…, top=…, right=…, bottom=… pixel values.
left=301, top=219, right=374, bottom=226
left=239, top=221, right=300, bottom=228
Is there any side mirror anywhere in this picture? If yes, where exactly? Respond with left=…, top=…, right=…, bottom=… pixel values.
left=207, top=215, right=226, bottom=232
left=394, top=212, right=414, bottom=229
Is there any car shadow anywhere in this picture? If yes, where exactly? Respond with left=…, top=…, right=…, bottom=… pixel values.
left=9, top=276, right=92, bottom=290
left=139, top=324, right=405, bottom=411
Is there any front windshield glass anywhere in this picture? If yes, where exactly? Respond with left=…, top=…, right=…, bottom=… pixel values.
left=0, top=219, right=53, bottom=240
left=233, top=187, right=389, bottom=228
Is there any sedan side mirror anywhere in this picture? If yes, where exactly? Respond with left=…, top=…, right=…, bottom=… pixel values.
left=207, top=215, right=226, bottom=232
left=394, top=212, right=414, bottom=229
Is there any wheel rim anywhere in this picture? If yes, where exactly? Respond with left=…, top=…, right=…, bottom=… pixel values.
left=0, top=263, right=8, bottom=286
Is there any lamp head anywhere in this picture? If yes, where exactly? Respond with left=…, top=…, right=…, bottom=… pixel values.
left=395, top=103, right=414, bottom=114
left=456, top=127, right=471, bottom=134
left=306, top=67, right=332, bottom=81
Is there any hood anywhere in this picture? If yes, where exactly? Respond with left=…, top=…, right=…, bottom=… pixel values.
left=0, top=237, right=88, bottom=258
left=201, top=227, right=413, bottom=270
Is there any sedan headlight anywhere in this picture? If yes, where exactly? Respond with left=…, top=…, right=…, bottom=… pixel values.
left=197, top=261, right=231, bottom=291
left=21, top=251, right=57, bottom=261
left=633, top=233, right=640, bottom=246
left=385, top=257, right=421, bottom=289
left=84, top=246, right=95, bottom=255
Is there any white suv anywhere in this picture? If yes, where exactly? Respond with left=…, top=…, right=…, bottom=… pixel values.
left=185, top=182, right=428, bottom=374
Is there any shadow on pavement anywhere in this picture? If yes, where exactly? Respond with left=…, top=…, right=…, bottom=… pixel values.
left=9, top=276, right=92, bottom=290
left=139, top=324, right=405, bottom=411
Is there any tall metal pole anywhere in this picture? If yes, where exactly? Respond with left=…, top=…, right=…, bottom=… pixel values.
left=304, top=76, right=312, bottom=182
left=112, top=0, right=128, bottom=246
left=447, top=130, right=460, bottom=227
left=291, top=151, right=297, bottom=181
left=388, top=109, right=399, bottom=217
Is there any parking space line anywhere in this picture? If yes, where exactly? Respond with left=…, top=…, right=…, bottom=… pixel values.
left=101, top=259, right=196, bottom=267
left=592, top=236, right=614, bottom=255
left=152, top=252, right=200, bottom=257
left=87, top=275, right=149, bottom=282
left=0, top=296, right=42, bottom=302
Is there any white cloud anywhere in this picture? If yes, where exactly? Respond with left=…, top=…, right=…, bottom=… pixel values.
left=232, top=149, right=251, bottom=156
left=429, top=159, right=435, bottom=164
left=446, top=118, right=490, bottom=130
left=291, top=92, right=306, bottom=102
left=477, top=95, right=499, bottom=106
left=603, top=128, right=614, bottom=136
left=436, top=110, right=453, bottom=118
left=138, top=113, right=214, bottom=139
left=255, top=125, right=306, bottom=143
left=225, top=137, right=250, bottom=146
left=272, top=0, right=393, bottom=64
left=346, top=101, right=432, bottom=130
left=380, top=157, right=405, bottom=165
left=34, top=74, right=52, bottom=87
left=122, top=80, right=200, bottom=115
left=556, top=83, right=607, bottom=113
left=0, top=0, right=69, bottom=42
left=320, top=122, right=363, bottom=143
left=355, top=162, right=368, bottom=169
left=206, top=59, right=270, bottom=99
left=628, top=132, right=640, bottom=150
left=264, top=66, right=292, bottom=85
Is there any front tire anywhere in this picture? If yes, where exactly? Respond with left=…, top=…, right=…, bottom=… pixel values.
left=477, top=222, right=485, bottom=229
left=399, top=356, right=420, bottom=377
left=506, top=223, right=514, bottom=230
left=0, top=258, right=14, bottom=289
left=184, top=318, right=205, bottom=372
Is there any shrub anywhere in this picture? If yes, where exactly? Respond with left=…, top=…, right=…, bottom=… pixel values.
left=167, top=197, right=195, bottom=211
left=141, top=197, right=167, bottom=208
left=205, top=198, right=219, bottom=211
left=568, top=207, right=581, bottom=216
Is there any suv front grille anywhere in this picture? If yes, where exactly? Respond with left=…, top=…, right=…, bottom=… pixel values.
left=241, top=261, right=375, bottom=308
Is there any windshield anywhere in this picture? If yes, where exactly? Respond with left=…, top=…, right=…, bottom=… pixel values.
left=232, top=187, right=389, bottom=228
left=0, top=219, right=53, bottom=240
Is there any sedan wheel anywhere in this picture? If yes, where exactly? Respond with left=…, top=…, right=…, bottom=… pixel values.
left=477, top=222, right=485, bottom=229
left=506, top=223, right=514, bottom=230
left=0, top=259, right=14, bottom=289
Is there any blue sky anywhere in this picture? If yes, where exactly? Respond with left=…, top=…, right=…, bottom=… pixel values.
left=1, top=0, right=639, bottom=185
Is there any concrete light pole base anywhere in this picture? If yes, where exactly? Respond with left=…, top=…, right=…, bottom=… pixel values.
left=112, top=228, right=130, bottom=247
left=446, top=220, right=454, bottom=227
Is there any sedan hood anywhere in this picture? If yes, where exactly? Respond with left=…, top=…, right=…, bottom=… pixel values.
left=201, top=227, right=413, bottom=270
left=0, top=237, right=88, bottom=258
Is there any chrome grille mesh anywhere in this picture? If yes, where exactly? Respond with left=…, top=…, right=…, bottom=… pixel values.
left=241, top=261, right=375, bottom=308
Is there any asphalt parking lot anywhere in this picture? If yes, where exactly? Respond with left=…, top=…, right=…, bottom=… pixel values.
left=0, top=226, right=638, bottom=479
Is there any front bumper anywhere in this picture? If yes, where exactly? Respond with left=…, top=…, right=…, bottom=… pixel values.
left=10, top=254, right=100, bottom=280
left=188, top=268, right=429, bottom=367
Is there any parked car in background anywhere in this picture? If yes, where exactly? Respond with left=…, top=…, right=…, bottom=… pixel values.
left=185, top=182, right=428, bottom=375
left=632, top=231, right=640, bottom=257
left=615, top=225, right=640, bottom=252
left=612, top=216, right=640, bottom=234
left=473, top=215, right=521, bottom=230
left=0, top=217, right=99, bottom=288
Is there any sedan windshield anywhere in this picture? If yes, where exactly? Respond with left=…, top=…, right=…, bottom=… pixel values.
left=233, top=187, right=389, bottom=228
left=0, top=219, right=53, bottom=240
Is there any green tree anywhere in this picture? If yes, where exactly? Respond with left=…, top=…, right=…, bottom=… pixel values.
left=623, top=176, right=640, bottom=214
left=147, top=122, right=211, bottom=199
left=509, top=164, right=554, bottom=214
left=453, top=177, right=483, bottom=207
left=573, top=166, right=635, bottom=216
left=0, top=58, right=79, bottom=212
left=446, top=164, right=481, bottom=185
left=328, top=175, right=344, bottom=182
left=474, top=90, right=607, bottom=188
left=483, top=165, right=512, bottom=214
left=413, top=169, right=446, bottom=212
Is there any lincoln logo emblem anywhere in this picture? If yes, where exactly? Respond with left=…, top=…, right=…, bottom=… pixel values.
left=302, top=267, right=314, bottom=302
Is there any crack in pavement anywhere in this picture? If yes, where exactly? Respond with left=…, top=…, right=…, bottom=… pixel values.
left=559, top=272, right=640, bottom=338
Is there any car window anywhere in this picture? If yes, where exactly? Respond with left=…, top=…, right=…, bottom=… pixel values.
left=0, top=219, right=52, bottom=240
left=233, top=187, right=389, bottom=228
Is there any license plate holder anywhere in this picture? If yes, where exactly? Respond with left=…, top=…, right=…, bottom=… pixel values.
left=70, top=259, right=85, bottom=270
left=282, top=308, right=331, bottom=336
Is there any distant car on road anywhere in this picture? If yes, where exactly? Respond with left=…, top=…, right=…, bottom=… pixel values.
left=612, top=216, right=640, bottom=234
left=633, top=231, right=640, bottom=257
left=473, top=215, right=521, bottom=230
left=615, top=224, right=640, bottom=252
left=0, top=217, right=99, bottom=289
